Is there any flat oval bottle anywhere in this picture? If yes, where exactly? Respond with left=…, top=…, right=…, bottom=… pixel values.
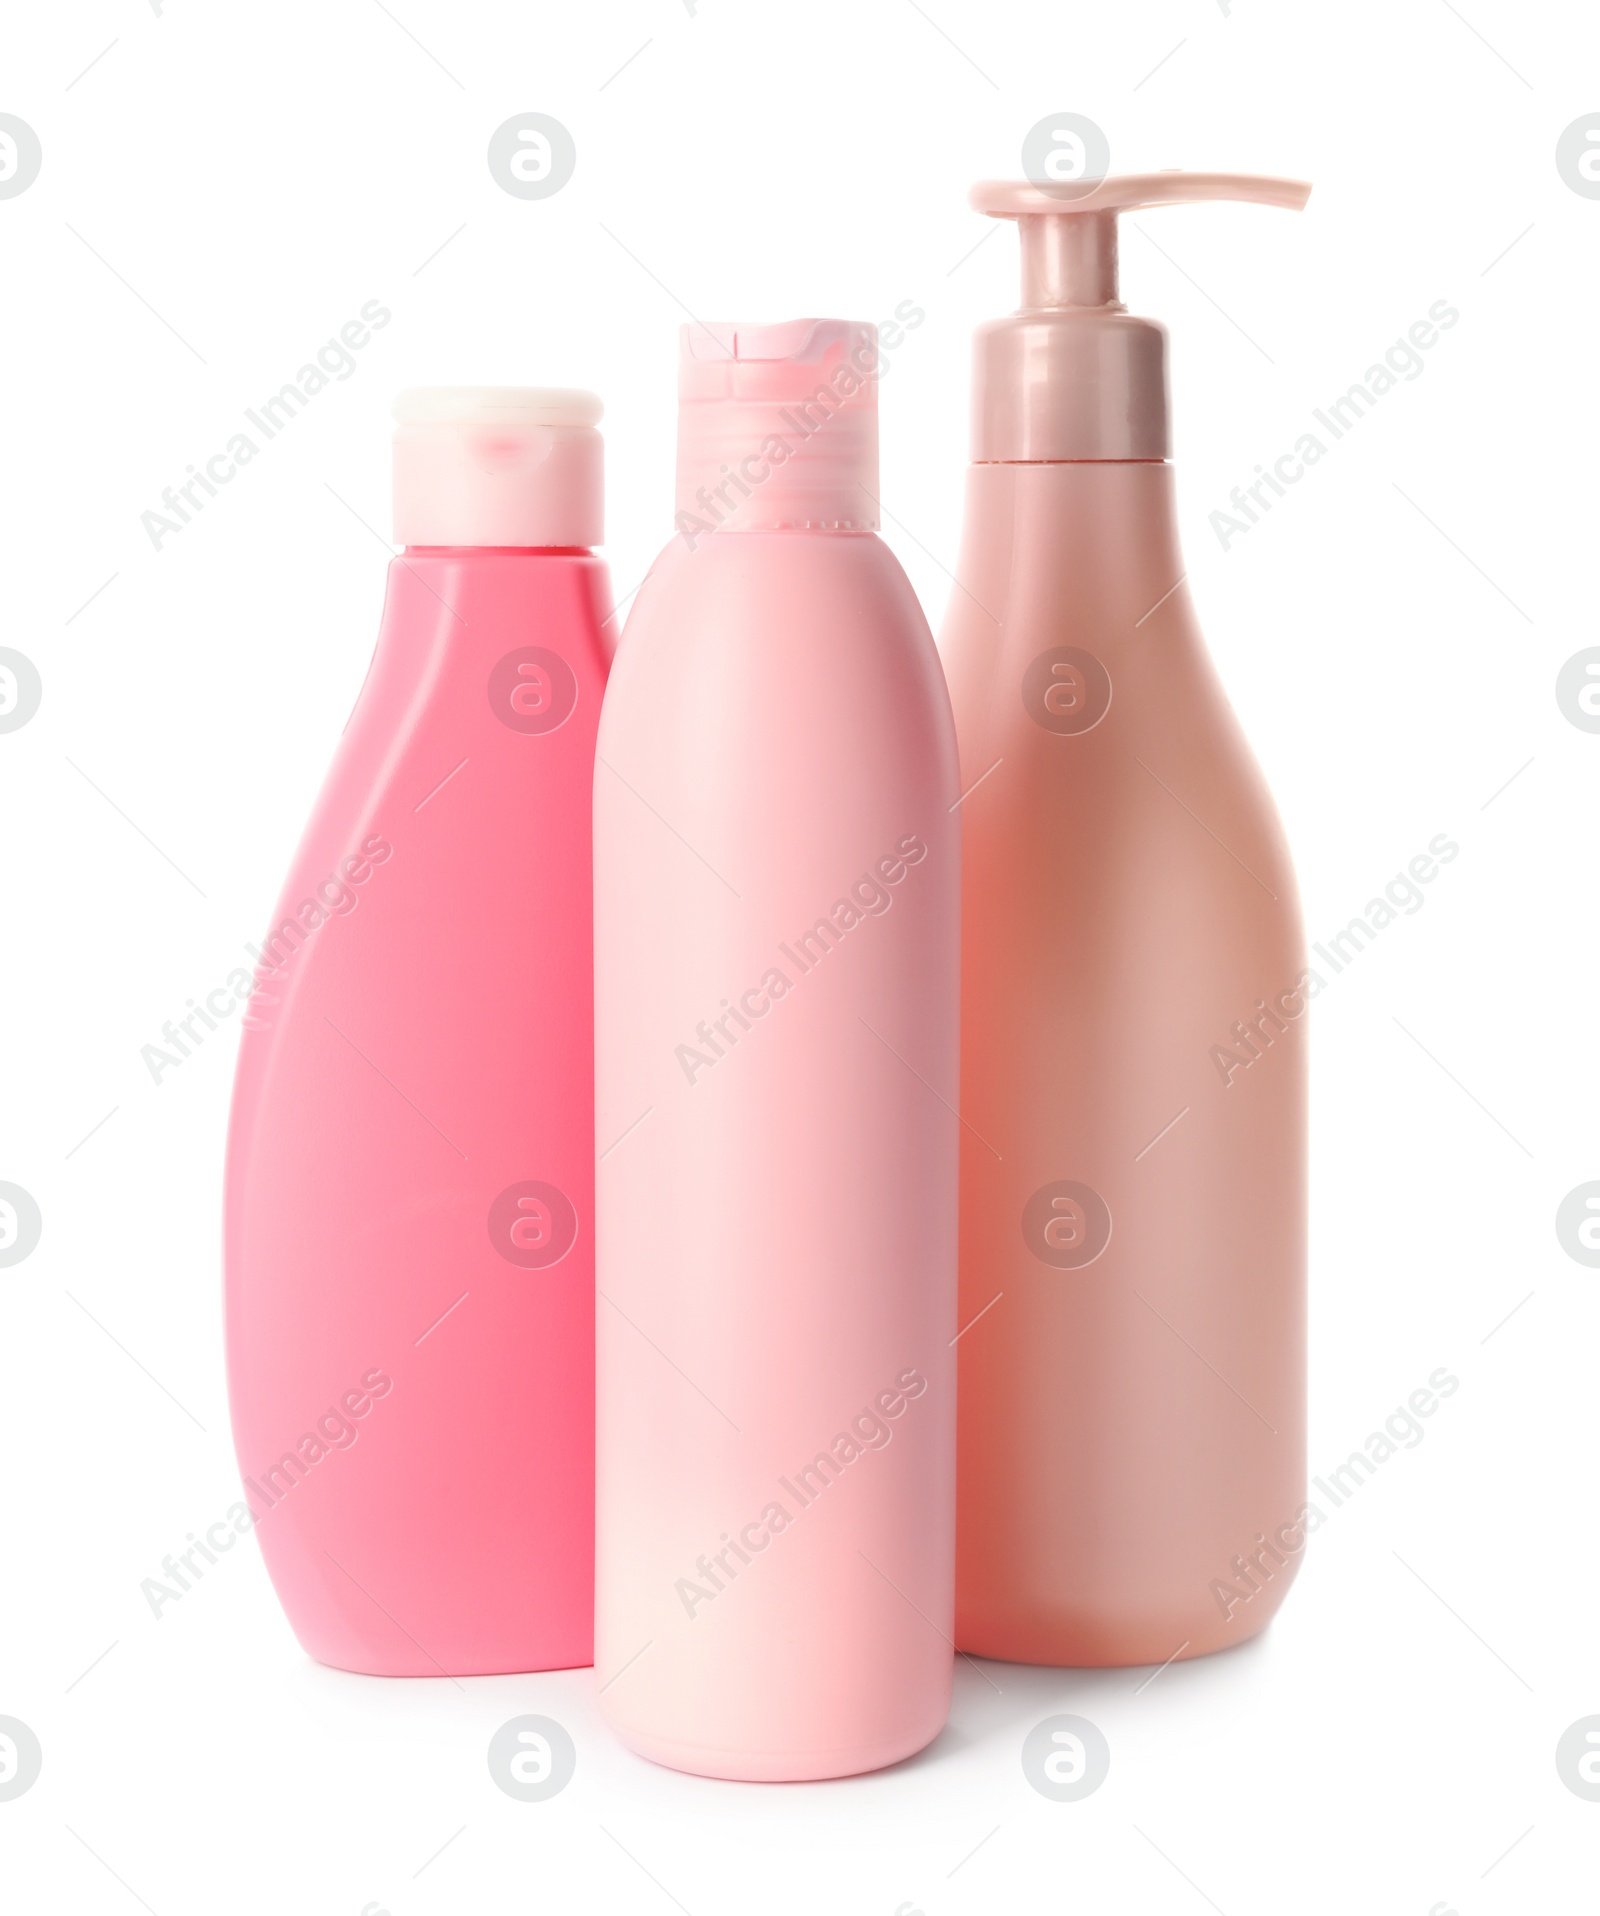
left=224, top=388, right=610, bottom=1674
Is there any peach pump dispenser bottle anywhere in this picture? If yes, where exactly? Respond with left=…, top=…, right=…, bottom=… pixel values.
left=594, top=320, right=960, bottom=1779
left=940, top=176, right=1312, bottom=1666
left=224, top=390, right=611, bottom=1675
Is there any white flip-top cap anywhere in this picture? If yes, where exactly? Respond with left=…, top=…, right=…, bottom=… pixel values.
left=392, top=387, right=604, bottom=547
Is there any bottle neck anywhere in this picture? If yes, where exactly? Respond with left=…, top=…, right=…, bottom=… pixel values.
left=954, top=459, right=1189, bottom=635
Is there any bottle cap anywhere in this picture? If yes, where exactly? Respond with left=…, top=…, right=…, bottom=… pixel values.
left=675, top=320, right=879, bottom=537
left=392, top=387, right=603, bottom=547
left=967, top=172, right=1310, bottom=461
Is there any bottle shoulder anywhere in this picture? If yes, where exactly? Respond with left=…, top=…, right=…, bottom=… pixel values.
left=615, top=531, right=935, bottom=666
left=600, top=533, right=957, bottom=806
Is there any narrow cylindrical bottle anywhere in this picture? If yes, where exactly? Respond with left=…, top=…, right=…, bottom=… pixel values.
left=595, top=320, right=959, bottom=1779
left=943, top=177, right=1311, bottom=1666
left=225, top=388, right=610, bottom=1674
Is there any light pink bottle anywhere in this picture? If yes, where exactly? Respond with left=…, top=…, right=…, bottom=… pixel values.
left=942, top=177, right=1312, bottom=1666
left=594, top=321, right=959, bottom=1779
left=224, top=389, right=610, bottom=1675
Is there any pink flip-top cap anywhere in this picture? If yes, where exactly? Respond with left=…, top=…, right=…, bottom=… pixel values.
left=675, top=319, right=880, bottom=536
left=392, top=388, right=603, bottom=548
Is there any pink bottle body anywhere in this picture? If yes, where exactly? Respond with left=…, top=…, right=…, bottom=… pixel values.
left=942, top=461, right=1307, bottom=1664
left=224, top=547, right=610, bottom=1675
left=594, top=529, right=960, bottom=1779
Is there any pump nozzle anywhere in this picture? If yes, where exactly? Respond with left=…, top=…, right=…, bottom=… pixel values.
left=966, top=171, right=1311, bottom=460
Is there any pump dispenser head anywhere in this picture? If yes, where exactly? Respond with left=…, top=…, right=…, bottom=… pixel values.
left=967, top=172, right=1310, bottom=462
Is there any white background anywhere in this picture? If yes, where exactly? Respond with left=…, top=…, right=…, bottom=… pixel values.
left=2, top=1, right=1596, bottom=1910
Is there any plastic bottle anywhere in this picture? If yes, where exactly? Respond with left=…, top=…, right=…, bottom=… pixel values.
left=594, top=319, right=959, bottom=1778
left=941, top=175, right=1312, bottom=1665
left=224, top=388, right=610, bottom=1675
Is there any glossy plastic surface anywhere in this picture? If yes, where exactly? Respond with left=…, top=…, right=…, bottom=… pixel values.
left=594, top=528, right=960, bottom=1777
left=942, top=461, right=1307, bottom=1666
left=224, top=548, right=610, bottom=1675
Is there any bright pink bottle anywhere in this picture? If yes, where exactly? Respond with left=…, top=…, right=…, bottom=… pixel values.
left=594, top=321, right=960, bottom=1780
left=224, top=389, right=610, bottom=1675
